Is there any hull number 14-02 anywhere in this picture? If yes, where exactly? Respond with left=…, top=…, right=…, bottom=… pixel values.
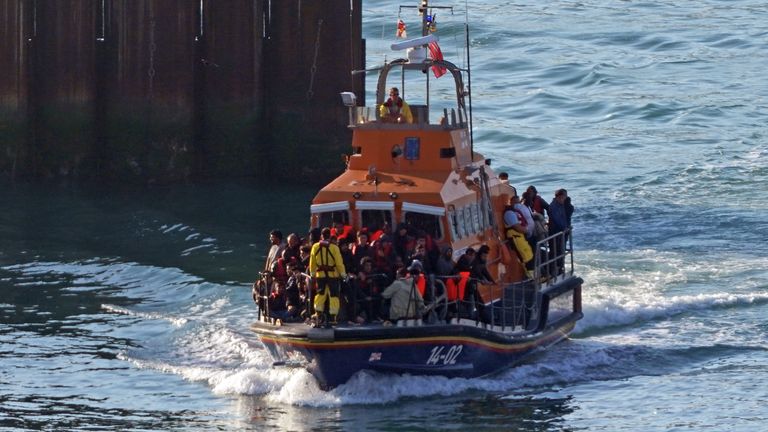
left=426, top=345, right=463, bottom=365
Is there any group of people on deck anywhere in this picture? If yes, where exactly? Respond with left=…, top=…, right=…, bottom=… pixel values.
left=499, top=173, right=575, bottom=277
left=254, top=181, right=574, bottom=327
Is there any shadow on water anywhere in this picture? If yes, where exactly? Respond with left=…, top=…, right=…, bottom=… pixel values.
left=232, top=392, right=575, bottom=431
left=0, top=180, right=317, bottom=284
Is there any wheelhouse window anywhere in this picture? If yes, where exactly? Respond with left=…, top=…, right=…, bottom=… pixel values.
left=317, top=210, right=350, bottom=229
left=361, top=210, right=392, bottom=233
left=404, top=211, right=443, bottom=240
left=402, top=202, right=446, bottom=240
left=311, top=201, right=351, bottom=229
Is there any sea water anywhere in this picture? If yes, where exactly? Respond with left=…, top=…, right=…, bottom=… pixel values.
left=2, top=0, right=767, bottom=430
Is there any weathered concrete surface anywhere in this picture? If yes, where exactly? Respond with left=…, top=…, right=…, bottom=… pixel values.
left=0, top=0, right=364, bottom=184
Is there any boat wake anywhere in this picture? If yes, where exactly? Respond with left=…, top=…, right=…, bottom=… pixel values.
left=577, top=290, right=768, bottom=334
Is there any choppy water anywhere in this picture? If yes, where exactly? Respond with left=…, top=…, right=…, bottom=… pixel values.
left=3, top=0, right=768, bottom=430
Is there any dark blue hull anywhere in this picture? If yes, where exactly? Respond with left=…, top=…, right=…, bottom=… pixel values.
left=253, top=277, right=583, bottom=389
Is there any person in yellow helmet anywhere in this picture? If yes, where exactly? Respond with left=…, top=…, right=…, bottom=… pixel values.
left=309, top=227, right=347, bottom=325
left=379, top=87, right=413, bottom=124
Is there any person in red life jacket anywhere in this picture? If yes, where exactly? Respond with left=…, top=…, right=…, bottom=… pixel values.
left=309, top=228, right=347, bottom=326
left=270, top=249, right=292, bottom=286
left=524, top=185, right=550, bottom=216
left=379, top=87, right=414, bottom=124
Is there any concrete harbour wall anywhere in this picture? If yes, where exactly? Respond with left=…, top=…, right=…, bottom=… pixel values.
left=0, top=0, right=364, bottom=183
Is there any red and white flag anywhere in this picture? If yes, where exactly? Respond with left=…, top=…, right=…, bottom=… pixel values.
left=428, top=41, right=447, bottom=78
left=396, top=19, right=407, bottom=38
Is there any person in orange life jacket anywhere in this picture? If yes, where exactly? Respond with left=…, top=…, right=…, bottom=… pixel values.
left=379, top=87, right=414, bottom=124
left=381, top=261, right=425, bottom=321
left=309, top=227, right=347, bottom=324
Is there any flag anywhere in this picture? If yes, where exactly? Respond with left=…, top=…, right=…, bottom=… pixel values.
left=396, top=19, right=407, bottom=38
left=428, top=41, right=447, bottom=78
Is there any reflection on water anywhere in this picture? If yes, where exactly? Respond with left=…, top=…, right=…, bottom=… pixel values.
left=229, top=391, right=574, bottom=431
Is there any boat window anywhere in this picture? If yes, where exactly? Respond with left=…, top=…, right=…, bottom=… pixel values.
left=447, top=209, right=459, bottom=240
left=462, top=206, right=473, bottom=235
left=480, top=200, right=490, bottom=229
left=470, top=203, right=481, bottom=233
left=361, top=209, right=392, bottom=233
left=317, top=210, right=350, bottom=229
left=404, top=211, right=443, bottom=240
left=455, top=208, right=466, bottom=238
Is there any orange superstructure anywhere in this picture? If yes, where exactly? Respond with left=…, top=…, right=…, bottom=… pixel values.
left=311, top=59, right=528, bottom=301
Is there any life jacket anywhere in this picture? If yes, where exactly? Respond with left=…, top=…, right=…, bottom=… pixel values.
left=415, top=274, right=426, bottom=297
left=370, top=229, right=384, bottom=242
left=383, top=97, right=403, bottom=114
left=331, top=225, right=353, bottom=241
left=445, top=272, right=470, bottom=301
left=313, top=241, right=337, bottom=273
left=504, top=207, right=527, bottom=239
left=507, top=230, right=534, bottom=263
left=271, top=258, right=289, bottom=284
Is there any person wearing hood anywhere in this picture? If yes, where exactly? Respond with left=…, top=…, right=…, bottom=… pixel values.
left=381, top=260, right=425, bottom=321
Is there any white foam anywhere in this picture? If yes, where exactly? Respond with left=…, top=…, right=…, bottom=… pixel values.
left=101, top=304, right=189, bottom=327
left=578, top=290, right=768, bottom=333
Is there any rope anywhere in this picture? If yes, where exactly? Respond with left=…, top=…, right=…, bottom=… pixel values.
left=306, top=19, right=323, bottom=100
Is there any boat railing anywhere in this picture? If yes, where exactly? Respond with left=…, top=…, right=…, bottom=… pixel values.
left=429, top=228, right=576, bottom=331
left=533, top=227, right=575, bottom=286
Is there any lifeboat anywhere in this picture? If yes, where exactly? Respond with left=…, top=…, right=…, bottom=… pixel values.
left=251, top=0, right=583, bottom=390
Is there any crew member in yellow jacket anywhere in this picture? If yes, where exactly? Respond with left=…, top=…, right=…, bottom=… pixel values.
left=309, top=227, right=347, bottom=324
left=379, top=87, right=414, bottom=124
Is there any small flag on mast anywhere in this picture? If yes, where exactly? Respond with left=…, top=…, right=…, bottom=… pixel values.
left=396, top=19, right=407, bottom=38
